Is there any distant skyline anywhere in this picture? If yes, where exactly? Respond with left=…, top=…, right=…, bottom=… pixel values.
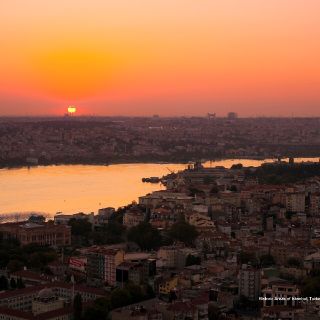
left=1, top=0, right=320, bottom=116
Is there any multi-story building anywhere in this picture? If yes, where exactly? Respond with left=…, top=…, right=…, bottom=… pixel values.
left=116, top=253, right=157, bottom=287
left=123, top=210, right=145, bottom=228
left=0, top=222, right=71, bottom=247
left=111, top=299, right=166, bottom=320
left=139, top=191, right=193, bottom=209
left=54, top=212, right=94, bottom=226
left=308, top=193, right=320, bottom=216
left=112, top=307, right=163, bottom=320
left=157, top=276, right=178, bottom=295
left=86, top=247, right=124, bottom=286
left=54, top=209, right=115, bottom=228
left=167, top=296, right=209, bottom=320
left=69, top=256, right=87, bottom=273
left=97, top=207, right=115, bottom=219
left=184, top=212, right=214, bottom=230
left=10, top=270, right=55, bottom=286
left=261, top=306, right=304, bottom=320
left=150, top=206, right=177, bottom=229
left=0, top=283, right=104, bottom=312
left=116, top=262, right=145, bottom=286
left=126, top=253, right=156, bottom=277
left=157, top=246, right=199, bottom=269
left=238, top=264, right=261, bottom=301
left=285, top=192, right=305, bottom=213
left=0, top=306, right=73, bottom=320
left=304, top=252, right=320, bottom=271
left=261, top=281, right=300, bottom=307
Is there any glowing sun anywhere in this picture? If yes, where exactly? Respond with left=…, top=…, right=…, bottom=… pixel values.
left=67, top=106, right=77, bottom=114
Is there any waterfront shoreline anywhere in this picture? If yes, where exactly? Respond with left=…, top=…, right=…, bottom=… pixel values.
left=1, top=157, right=320, bottom=218
left=1, top=155, right=320, bottom=170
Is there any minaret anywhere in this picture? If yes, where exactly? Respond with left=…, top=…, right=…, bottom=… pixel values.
left=71, top=274, right=75, bottom=303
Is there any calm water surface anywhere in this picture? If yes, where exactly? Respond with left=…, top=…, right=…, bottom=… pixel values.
left=0, top=158, right=318, bottom=217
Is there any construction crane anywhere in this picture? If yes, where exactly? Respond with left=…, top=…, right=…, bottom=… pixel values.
left=166, top=167, right=175, bottom=174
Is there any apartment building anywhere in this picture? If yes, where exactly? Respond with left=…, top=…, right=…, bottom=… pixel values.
left=123, top=210, right=145, bottom=228
left=285, top=192, right=305, bottom=213
left=238, top=264, right=261, bottom=301
left=86, top=247, right=124, bottom=286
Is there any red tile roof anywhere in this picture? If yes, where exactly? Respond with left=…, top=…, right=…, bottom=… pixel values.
left=0, top=282, right=105, bottom=300
left=0, top=306, right=74, bottom=320
left=0, top=307, right=33, bottom=320
left=11, top=270, right=54, bottom=282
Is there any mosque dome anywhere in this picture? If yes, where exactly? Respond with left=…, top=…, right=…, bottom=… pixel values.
left=37, top=288, right=56, bottom=301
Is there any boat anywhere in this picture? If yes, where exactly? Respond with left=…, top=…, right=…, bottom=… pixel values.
left=141, top=176, right=161, bottom=183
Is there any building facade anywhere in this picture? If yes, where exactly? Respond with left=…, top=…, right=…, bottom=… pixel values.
left=86, top=247, right=124, bottom=286
left=238, top=264, right=261, bottom=301
left=0, top=222, right=71, bottom=247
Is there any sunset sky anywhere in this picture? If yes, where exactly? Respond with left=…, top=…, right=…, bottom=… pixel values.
left=1, top=0, right=320, bottom=116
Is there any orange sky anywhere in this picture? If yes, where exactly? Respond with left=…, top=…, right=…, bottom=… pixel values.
left=1, top=0, right=320, bottom=116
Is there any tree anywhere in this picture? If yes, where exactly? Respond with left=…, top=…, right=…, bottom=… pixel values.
left=0, top=250, right=10, bottom=268
left=83, top=307, right=106, bottom=320
left=94, top=297, right=111, bottom=312
left=239, top=251, right=258, bottom=266
left=231, top=163, right=243, bottom=170
left=210, top=186, right=219, bottom=194
left=146, top=284, right=155, bottom=299
left=93, top=222, right=125, bottom=245
left=287, top=257, right=301, bottom=268
left=203, top=176, right=213, bottom=185
left=185, top=254, right=201, bottom=266
left=10, top=278, right=17, bottom=289
left=247, top=162, right=320, bottom=185
left=301, top=276, right=320, bottom=297
left=127, top=222, right=161, bottom=250
left=16, top=278, right=25, bottom=289
left=168, top=221, right=198, bottom=246
left=7, top=260, right=23, bottom=272
left=27, top=250, right=57, bottom=270
left=29, top=253, right=43, bottom=269
left=0, top=239, right=59, bottom=273
left=188, top=187, right=205, bottom=197
left=208, top=303, right=225, bottom=320
left=110, top=288, right=132, bottom=309
left=260, top=254, right=275, bottom=267
left=0, top=276, right=8, bottom=290
left=109, top=210, right=126, bottom=225
left=68, top=218, right=92, bottom=237
left=229, top=185, right=237, bottom=192
left=125, top=283, right=144, bottom=304
left=28, top=215, right=45, bottom=223
left=83, top=297, right=110, bottom=320
left=73, top=293, right=83, bottom=320
left=168, top=290, right=178, bottom=303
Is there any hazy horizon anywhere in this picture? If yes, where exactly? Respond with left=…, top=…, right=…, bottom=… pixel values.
left=2, top=113, right=320, bottom=119
left=1, top=0, right=320, bottom=117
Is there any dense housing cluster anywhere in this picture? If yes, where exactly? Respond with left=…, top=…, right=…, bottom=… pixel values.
left=1, top=117, right=320, bottom=167
left=2, top=160, right=320, bottom=319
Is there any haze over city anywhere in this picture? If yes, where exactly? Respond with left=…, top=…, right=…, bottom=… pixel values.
left=1, top=0, right=320, bottom=117
left=4, top=2, right=320, bottom=319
